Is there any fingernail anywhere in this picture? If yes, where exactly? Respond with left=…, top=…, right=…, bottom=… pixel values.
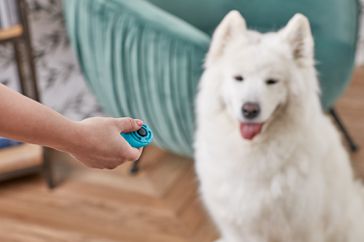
left=135, top=119, right=143, bottom=126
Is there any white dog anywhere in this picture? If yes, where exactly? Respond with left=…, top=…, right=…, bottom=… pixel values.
left=194, top=11, right=364, bottom=242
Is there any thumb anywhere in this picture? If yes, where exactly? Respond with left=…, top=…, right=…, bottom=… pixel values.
left=117, top=117, right=143, bottom=133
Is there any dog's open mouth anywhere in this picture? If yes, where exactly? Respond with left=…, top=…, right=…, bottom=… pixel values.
left=240, top=123, right=264, bottom=140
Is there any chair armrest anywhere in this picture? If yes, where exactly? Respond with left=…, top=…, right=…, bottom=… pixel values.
left=63, top=0, right=210, bottom=156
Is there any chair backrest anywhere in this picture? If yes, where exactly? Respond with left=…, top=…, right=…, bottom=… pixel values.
left=148, top=0, right=361, bottom=109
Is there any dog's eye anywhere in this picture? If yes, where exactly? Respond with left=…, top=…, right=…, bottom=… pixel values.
left=234, top=75, right=244, bottom=82
left=266, top=79, right=279, bottom=85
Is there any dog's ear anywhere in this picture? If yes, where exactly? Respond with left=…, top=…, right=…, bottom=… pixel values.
left=205, top=11, right=247, bottom=68
left=280, top=14, right=314, bottom=65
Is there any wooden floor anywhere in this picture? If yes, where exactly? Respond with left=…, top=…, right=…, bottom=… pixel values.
left=336, top=68, right=364, bottom=178
left=0, top=68, right=364, bottom=242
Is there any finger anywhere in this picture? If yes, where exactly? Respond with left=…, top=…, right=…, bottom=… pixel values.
left=116, top=117, right=143, bottom=133
left=104, top=163, right=119, bottom=170
left=124, top=147, right=143, bottom=161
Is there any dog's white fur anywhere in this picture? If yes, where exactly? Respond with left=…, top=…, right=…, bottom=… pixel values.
left=195, top=11, right=364, bottom=242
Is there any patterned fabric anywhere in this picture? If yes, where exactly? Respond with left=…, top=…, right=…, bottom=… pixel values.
left=0, top=0, right=102, bottom=120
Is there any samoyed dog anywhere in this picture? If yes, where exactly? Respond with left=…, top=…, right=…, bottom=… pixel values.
left=195, top=11, right=364, bottom=242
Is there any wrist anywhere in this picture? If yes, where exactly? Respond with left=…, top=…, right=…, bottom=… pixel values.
left=51, top=120, right=84, bottom=154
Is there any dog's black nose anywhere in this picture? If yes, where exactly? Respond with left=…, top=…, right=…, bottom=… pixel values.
left=242, top=102, right=260, bottom=119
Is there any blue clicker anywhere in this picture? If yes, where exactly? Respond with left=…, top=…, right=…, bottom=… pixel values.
left=120, top=124, right=153, bottom=148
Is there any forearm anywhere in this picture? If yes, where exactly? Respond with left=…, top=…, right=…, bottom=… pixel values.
left=0, top=84, right=78, bottom=151
left=0, top=84, right=145, bottom=169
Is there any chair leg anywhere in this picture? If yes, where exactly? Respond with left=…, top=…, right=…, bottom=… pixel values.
left=329, top=108, right=359, bottom=152
left=42, top=147, right=56, bottom=189
left=129, top=151, right=145, bottom=175
left=129, top=159, right=141, bottom=175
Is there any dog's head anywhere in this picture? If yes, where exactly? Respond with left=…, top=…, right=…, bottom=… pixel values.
left=205, top=11, right=316, bottom=141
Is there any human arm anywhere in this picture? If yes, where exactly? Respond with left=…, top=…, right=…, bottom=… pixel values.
left=0, top=84, right=143, bottom=169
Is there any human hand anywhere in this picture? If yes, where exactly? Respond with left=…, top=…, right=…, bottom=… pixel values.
left=64, top=117, right=144, bottom=169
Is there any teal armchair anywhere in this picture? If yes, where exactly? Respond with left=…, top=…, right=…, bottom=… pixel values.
left=63, top=0, right=360, bottom=157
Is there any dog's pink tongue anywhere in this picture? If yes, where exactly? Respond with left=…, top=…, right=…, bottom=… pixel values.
left=240, top=123, right=263, bottom=140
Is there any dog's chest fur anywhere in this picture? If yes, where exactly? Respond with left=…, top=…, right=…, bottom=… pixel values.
left=194, top=89, right=364, bottom=241
left=195, top=111, right=326, bottom=239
